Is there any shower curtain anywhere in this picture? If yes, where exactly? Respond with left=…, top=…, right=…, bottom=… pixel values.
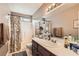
left=10, top=15, right=21, bottom=53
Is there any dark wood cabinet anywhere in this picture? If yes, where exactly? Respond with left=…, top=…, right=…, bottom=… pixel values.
left=32, top=40, right=56, bottom=56
left=32, top=40, right=39, bottom=56
left=0, top=23, right=4, bottom=44
left=38, top=45, right=52, bottom=56
left=53, top=27, right=63, bottom=38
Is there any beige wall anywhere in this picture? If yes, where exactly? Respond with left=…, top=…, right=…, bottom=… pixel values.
left=0, top=4, right=10, bottom=55
left=50, top=5, right=79, bottom=36
left=33, top=3, right=79, bottom=36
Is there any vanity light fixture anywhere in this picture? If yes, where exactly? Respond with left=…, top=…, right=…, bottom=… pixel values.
left=47, top=3, right=61, bottom=12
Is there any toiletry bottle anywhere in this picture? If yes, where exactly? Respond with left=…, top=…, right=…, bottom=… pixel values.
left=64, top=36, right=69, bottom=48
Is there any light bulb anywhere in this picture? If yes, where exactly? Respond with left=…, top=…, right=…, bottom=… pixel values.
left=48, top=6, right=51, bottom=9
left=52, top=3, right=55, bottom=6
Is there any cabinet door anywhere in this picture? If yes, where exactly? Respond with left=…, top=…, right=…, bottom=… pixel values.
left=0, top=23, right=4, bottom=44
left=32, top=40, right=38, bottom=56
left=38, top=45, right=52, bottom=56
left=32, top=40, right=38, bottom=48
left=32, top=47, right=38, bottom=56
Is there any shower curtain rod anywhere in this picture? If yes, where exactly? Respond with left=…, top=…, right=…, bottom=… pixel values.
left=8, top=14, right=32, bottom=18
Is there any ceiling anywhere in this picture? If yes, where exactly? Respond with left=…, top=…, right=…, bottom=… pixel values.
left=8, top=3, right=42, bottom=15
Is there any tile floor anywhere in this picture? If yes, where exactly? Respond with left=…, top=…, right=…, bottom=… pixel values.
left=7, top=47, right=32, bottom=56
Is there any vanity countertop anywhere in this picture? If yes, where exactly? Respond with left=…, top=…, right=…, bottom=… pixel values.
left=33, top=37, right=79, bottom=56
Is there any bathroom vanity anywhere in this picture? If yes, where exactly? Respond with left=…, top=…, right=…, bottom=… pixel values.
left=32, top=37, right=78, bottom=56
left=32, top=39, right=55, bottom=56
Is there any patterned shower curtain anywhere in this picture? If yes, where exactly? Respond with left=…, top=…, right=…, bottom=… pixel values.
left=10, top=15, right=21, bottom=53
